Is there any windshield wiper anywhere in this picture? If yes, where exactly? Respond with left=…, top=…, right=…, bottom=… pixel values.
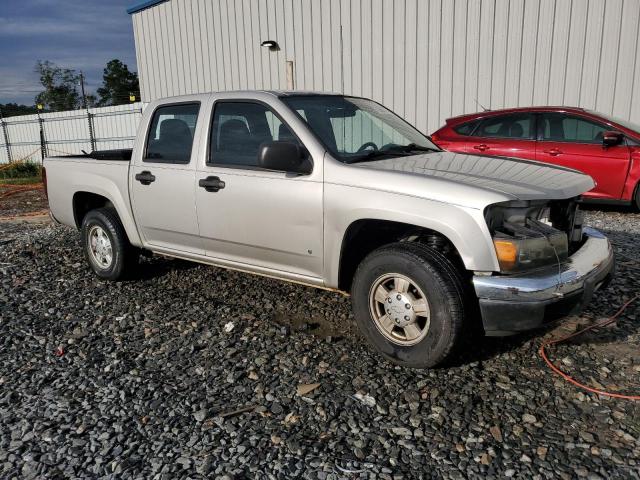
left=345, top=143, right=440, bottom=164
left=345, top=149, right=409, bottom=164
left=401, top=143, right=441, bottom=153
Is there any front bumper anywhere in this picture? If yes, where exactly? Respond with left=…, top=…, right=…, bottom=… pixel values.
left=473, top=227, right=614, bottom=336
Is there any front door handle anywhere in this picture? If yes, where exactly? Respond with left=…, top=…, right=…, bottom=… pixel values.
left=543, top=148, right=562, bottom=156
left=473, top=144, right=489, bottom=152
left=135, top=171, right=156, bottom=185
left=199, top=176, right=226, bottom=192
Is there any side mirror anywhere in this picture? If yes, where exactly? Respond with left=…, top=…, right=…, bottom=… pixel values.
left=257, top=141, right=311, bottom=174
left=603, top=131, right=623, bottom=147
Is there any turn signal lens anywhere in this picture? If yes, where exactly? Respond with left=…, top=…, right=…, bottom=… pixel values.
left=492, top=231, right=568, bottom=273
left=493, top=239, right=518, bottom=270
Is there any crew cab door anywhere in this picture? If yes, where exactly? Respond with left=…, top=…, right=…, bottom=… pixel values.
left=130, top=102, right=204, bottom=253
left=195, top=99, right=323, bottom=279
left=536, top=113, right=630, bottom=199
left=465, top=113, right=537, bottom=160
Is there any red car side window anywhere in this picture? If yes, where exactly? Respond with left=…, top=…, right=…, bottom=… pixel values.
left=453, top=121, right=479, bottom=136
left=540, top=113, right=608, bottom=144
left=474, top=114, right=534, bottom=140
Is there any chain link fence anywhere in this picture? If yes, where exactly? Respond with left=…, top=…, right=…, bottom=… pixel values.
left=0, top=103, right=146, bottom=164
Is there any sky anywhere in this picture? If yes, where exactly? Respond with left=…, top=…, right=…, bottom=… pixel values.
left=0, top=0, right=138, bottom=105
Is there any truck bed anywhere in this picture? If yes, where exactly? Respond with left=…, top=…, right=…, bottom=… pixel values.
left=48, top=149, right=133, bottom=161
left=43, top=152, right=137, bottom=242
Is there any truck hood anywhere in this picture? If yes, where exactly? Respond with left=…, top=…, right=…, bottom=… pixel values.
left=356, top=151, right=594, bottom=201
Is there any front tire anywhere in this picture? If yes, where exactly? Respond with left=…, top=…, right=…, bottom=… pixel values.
left=351, top=242, right=467, bottom=368
left=81, top=208, right=137, bottom=280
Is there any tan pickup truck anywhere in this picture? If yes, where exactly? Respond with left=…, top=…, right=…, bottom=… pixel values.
left=43, top=91, right=614, bottom=368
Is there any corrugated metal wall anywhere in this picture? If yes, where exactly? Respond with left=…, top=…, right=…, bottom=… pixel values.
left=132, top=0, right=640, bottom=134
left=0, top=103, right=145, bottom=163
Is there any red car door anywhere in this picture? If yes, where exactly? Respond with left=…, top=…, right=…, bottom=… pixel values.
left=536, top=113, right=630, bottom=199
left=465, top=113, right=538, bottom=161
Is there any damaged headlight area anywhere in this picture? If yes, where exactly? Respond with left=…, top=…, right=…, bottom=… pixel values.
left=492, top=220, right=568, bottom=272
left=485, top=199, right=584, bottom=273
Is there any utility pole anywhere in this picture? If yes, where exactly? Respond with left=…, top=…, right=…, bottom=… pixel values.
left=80, top=71, right=96, bottom=152
left=0, top=106, right=12, bottom=163
left=79, top=71, right=88, bottom=109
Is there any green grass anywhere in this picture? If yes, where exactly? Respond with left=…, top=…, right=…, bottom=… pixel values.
left=0, top=176, right=42, bottom=185
left=0, top=161, right=42, bottom=180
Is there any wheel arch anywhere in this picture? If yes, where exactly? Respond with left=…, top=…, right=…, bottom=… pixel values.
left=72, top=191, right=114, bottom=228
left=71, top=188, right=142, bottom=247
left=335, top=217, right=492, bottom=292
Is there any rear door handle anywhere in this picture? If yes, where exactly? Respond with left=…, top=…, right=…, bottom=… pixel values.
left=199, top=176, right=226, bottom=192
left=473, top=144, right=489, bottom=152
left=135, top=171, right=156, bottom=185
left=543, top=148, right=562, bottom=156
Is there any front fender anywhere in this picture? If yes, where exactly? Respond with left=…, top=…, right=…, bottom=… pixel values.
left=622, top=148, right=640, bottom=201
left=324, top=183, right=499, bottom=288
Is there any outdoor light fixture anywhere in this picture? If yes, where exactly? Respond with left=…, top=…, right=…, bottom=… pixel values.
left=261, top=40, right=280, bottom=51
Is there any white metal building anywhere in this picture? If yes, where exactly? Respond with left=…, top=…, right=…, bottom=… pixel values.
left=128, top=0, right=640, bottom=133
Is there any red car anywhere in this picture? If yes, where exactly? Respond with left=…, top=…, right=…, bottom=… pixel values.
left=431, top=107, right=640, bottom=209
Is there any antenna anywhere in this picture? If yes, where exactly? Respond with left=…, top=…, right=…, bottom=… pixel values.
left=475, top=99, right=489, bottom=112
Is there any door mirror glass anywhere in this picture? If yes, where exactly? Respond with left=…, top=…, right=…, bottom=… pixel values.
left=602, top=131, right=624, bottom=147
left=258, top=141, right=311, bottom=174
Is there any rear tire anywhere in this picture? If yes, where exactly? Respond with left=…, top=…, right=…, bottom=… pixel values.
left=351, top=242, right=467, bottom=368
left=634, top=183, right=640, bottom=211
left=81, top=208, right=137, bottom=280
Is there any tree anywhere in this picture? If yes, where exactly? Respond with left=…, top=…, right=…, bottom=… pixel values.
left=85, top=94, right=98, bottom=107
left=96, top=59, right=140, bottom=106
left=34, top=60, right=82, bottom=111
left=0, top=103, right=38, bottom=117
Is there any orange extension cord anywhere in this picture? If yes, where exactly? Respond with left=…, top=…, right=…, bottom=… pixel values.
left=539, top=294, right=640, bottom=400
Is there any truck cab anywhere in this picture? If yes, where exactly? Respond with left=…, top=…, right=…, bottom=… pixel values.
left=129, top=93, right=325, bottom=281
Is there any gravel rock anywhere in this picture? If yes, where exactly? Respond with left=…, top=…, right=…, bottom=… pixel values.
left=1, top=208, right=639, bottom=478
left=193, top=409, right=208, bottom=422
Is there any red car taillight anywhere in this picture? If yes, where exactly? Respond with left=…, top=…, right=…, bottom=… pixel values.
left=42, top=166, right=48, bottom=199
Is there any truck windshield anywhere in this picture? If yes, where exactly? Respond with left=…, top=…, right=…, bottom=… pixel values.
left=280, top=95, right=439, bottom=163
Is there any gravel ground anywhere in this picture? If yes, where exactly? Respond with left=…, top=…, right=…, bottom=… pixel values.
left=0, top=187, right=47, bottom=217
left=0, top=209, right=639, bottom=479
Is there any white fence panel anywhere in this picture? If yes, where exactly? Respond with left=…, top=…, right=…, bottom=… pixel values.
left=0, top=103, right=145, bottom=164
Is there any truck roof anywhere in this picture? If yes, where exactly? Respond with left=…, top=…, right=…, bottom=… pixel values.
left=266, top=90, right=342, bottom=97
left=148, top=90, right=345, bottom=105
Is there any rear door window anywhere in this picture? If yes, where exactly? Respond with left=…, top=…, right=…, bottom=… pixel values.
left=474, top=114, right=534, bottom=139
left=145, top=103, right=200, bottom=163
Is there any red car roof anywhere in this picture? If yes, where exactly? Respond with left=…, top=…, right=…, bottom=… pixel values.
left=445, top=106, right=588, bottom=125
